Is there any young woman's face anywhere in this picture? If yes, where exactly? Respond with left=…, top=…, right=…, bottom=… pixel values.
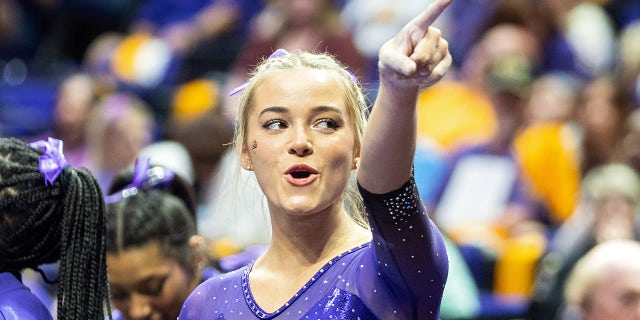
left=579, top=78, right=620, bottom=137
left=242, top=67, right=357, bottom=217
left=107, top=242, right=198, bottom=320
left=585, top=264, right=640, bottom=320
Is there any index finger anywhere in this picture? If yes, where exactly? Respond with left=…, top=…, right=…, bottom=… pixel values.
left=409, top=0, right=452, bottom=32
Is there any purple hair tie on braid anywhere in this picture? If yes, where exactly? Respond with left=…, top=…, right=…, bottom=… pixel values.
left=29, top=137, right=69, bottom=186
left=105, top=157, right=176, bottom=204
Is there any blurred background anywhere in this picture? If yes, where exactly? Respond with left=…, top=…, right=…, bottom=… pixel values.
left=3, top=0, right=640, bottom=319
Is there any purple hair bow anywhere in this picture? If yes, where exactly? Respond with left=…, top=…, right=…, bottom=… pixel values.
left=228, top=48, right=359, bottom=97
left=228, top=48, right=291, bottom=96
left=131, top=157, right=152, bottom=189
left=105, top=157, right=176, bottom=204
left=29, top=137, right=69, bottom=186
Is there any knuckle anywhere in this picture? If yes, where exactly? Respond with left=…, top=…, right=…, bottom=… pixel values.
left=439, top=39, right=449, bottom=51
left=428, top=26, right=442, bottom=38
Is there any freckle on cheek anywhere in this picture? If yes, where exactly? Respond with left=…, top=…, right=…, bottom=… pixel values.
left=251, top=140, right=258, bottom=152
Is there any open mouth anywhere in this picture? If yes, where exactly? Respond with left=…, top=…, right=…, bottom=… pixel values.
left=285, top=164, right=318, bottom=186
left=290, top=170, right=312, bottom=179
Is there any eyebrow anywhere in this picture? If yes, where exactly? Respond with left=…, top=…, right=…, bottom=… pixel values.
left=258, top=105, right=344, bottom=117
left=109, top=272, right=169, bottom=292
left=140, top=272, right=169, bottom=283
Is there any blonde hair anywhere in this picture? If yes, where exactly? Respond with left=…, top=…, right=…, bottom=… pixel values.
left=582, top=163, right=640, bottom=205
left=232, top=50, right=369, bottom=227
left=564, top=240, right=640, bottom=309
left=86, top=93, right=155, bottom=171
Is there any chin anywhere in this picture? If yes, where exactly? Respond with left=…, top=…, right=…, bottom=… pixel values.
left=280, top=202, right=319, bottom=216
left=284, top=205, right=318, bottom=216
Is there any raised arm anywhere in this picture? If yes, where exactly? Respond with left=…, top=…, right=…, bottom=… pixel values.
left=358, top=0, right=452, bottom=194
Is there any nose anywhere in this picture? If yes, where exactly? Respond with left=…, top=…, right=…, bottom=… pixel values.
left=288, top=126, right=313, bottom=156
left=128, top=294, right=152, bottom=320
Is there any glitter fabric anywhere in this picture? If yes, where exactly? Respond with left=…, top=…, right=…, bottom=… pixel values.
left=0, top=272, right=54, bottom=319
left=179, top=177, right=449, bottom=319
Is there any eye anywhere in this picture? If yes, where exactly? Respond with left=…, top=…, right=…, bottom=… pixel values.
left=263, top=119, right=288, bottom=131
left=138, top=276, right=169, bottom=297
left=620, top=292, right=640, bottom=307
left=109, top=288, right=129, bottom=301
left=314, top=118, right=340, bottom=131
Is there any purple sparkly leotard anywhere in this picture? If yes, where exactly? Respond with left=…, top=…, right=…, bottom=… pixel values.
left=179, top=177, right=449, bottom=319
left=0, top=272, right=54, bottom=320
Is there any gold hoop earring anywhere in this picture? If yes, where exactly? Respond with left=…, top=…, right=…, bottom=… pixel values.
left=352, top=157, right=360, bottom=170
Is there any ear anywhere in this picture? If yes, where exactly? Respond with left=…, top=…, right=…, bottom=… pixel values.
left=240, top=145, right=253, bottom=171
left=352, top=146, right=360, bottom=170
left=189, top=234, right=205, bottom=250
left=188, top=235, right=206, bottom=271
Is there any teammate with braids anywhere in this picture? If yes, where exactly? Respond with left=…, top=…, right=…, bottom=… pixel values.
left=0, top=137, right=112, bottom=320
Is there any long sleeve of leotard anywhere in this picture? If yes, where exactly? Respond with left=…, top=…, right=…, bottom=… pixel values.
left=356, top=176, right=449, bottom=320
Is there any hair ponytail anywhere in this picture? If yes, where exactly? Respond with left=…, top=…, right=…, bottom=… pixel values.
left=0, top=137, right=111, bottom=320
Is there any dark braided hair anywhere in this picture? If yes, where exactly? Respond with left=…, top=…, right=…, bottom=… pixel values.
left=0, top=137, right=112, bottom=320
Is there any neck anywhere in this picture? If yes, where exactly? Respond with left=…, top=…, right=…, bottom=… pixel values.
left=258, top=205, right=370, bottom=270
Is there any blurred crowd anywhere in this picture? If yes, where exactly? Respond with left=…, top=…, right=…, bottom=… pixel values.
left=2, top=0, right=640, bottom=319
